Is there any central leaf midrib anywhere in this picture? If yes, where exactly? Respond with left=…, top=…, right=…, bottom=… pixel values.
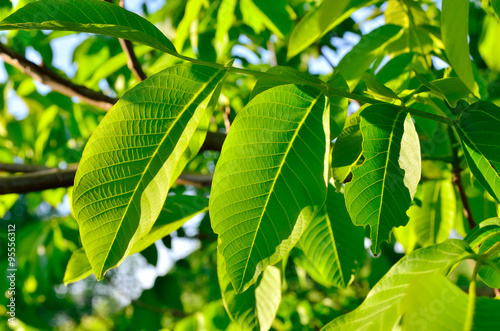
left=98, top=67, right=223, bottom=276
left=326, top=212, right=344, bottom=286
left=376, top=110, right=404, bottom=246
left=237, top=89, right=324, bottom=293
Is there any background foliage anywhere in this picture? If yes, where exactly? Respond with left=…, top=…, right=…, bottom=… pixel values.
left=0, top=0, right=500, bottom=330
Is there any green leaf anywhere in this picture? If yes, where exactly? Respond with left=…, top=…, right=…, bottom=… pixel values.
left=287, top=0, right=351, bottom=59
left=218, top=251, right=281, bottom=331
left=492, top=0, right=500, bottom=20
left=331, top=110, right=363, bottom=189
left=250, top=66, right=324, bottom=100
left=240, top=0, right=290, bottom=38
left=345, top=105, right=421, bottom=254
left=64, top=195, right=209, bottom=284
left=215, top=0, right=237, bottom=57
left=441, top=0, right=478, bottom=94
left=404, top=180, right=456, bottom=249
left=402, top=273, right=465, bottom=331
left=322, top=240, right=471, bottom=330
left=478, top=235, right=500, bottom=288
left=478, top=15, right=500, bottom=72
left=175, top=0, right=204, bottom=51
left=0, top=0, right=177, bottom=54
left=210, top=84, right=329, bottom=293
left=361, top=72, right=400, bottom=102
left=465, top=217, right=500, bottom=250
left=403, top=272, right=500, bottom=331
left=337, top=24, right=402, bottom=90
left=326, top=71, right=350, bottom=138
left=72, top=63, right=226, bottom=280
left=63, top=247, right=93, bottom=285
left=413, top=72, right=470, bottom=107
left=454, top=102, right=500, bottom=203
left=251, top=67, right=348, bottom=138
left=299, top=186, right=365, bottom=288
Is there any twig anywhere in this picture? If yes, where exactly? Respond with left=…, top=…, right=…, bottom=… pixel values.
left=449, top=127, right=476, bottom=229
left=0, top=43, right=117, bottom=110
left=117, top=0, right=147, bottom=81
left=0, top=163, right=213, bottom=194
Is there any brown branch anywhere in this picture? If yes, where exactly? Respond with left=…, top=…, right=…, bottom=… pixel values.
left=117, top=0, right=148, bottom=81
left=119, top=39, right=148, bottom=81
left=0, top=43, right=117, bottom=110
left=452, top=165, right=476, bottom=230
left=0, top=166, right=78, bottom=194
left=449, top=127, right=476, bottom=229
left=0, top=163, right=213, bottom=194
left=0, top=163, right=49, bottom=173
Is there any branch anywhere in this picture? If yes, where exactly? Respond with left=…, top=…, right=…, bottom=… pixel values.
left=0, top=163, right=213, bottom=194
left=449, top=127, right=476, bottom=229
left=0, top=166, right=77, bottom=194
left=0, top=43, right=117, bottom=110
left=117, top=0, right=147, bottom=81
left=0, top=162, right=49, bottom=173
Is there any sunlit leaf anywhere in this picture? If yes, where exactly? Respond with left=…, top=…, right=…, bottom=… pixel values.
left=287, top=0, right=351, bottom=58
left=322, top=240, right=471, bottom=330
left=64, top=195, right=209, bottom=284
left=345, top=104, right=421, bottom=254
left=218, top=251, right=281, bottom=331
left=441, top=0, right=478, bottom=94
left=454, top=102, right=500, bottom=203
left=299, top=186, right=365, bottom=288
left=72, top=63, right=226, bottom=280
left=337, top=24, right=402, bottom=90
left=0, top=0, right=177, bottom=54
left=210, top=84, right=329, bottom=292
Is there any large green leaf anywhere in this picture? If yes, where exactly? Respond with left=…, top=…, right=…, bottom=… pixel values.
left=0, top=0, right=177, bottom=54
left=322, top=240, right=471, bottom=330
left=72, top=63, right=227, bottom=280
left=492, top=0, right=500, bottom=20
left=337, top=24, right=402, bottom=90
left=402, top=273, right=500, bottom=331
left=210, top=84, right=329, bottom=293
left=454, top=102, right=500, bottom=203
left=218, top=251, right=281, bottom=331
left=441, top=0, right=478, bottom=94
left=345, top=105, right=421, bottom=254
left=299, top=186, right=365, bottom=288
left=287, top=0, right=351, bottom=59
left=64, top=195, right=209, bottom=284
